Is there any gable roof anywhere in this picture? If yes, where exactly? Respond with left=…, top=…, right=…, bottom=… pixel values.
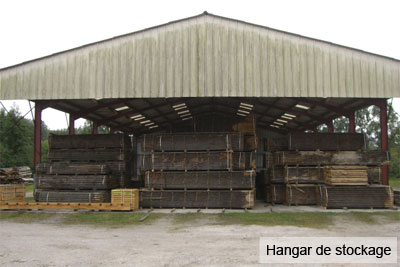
left=1, top=12, right=399, bottom=100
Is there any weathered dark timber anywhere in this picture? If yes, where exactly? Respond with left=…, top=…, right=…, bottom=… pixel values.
left=47, top=148, right=127, bottom=161
left=37, top=175, right=119, bottom=190
left=36, top=163, right=111, bottom=175
left=268, top=166, right=324, bottom=184
left=49, top=134, right=130, bottom=149
left=288, top=133, right=366, bottom=151
left=324, top=166, right=368, bottom=185
left=317, top=185, right=394, bottom=209
left=144, top=170, right=255, bottom=190
left=264, top=152, right=274, bottom=168
left=140, top=132, right=257, bottom=152
left=264, top=137, right=289, bottom=152
left=139, top=189, right=254, bottom=209
left=265, top=184, right=286, bottom=204
left=286, top=184, right=317, bottom=205
left=273, top=151, right=390, bottom=166
left=368, top=167, right=382, bottom=184
left=394, top=190, right=400, bottom=206
left=35, top=190, right=111, bottom=203
left=140, top=151, right=256, bottom=171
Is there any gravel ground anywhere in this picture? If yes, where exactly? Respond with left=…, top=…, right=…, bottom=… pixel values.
left=0, top=213, right=399, bottom=267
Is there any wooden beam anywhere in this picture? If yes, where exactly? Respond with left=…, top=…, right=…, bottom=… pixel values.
left=378, top=99, right=389, bottom=185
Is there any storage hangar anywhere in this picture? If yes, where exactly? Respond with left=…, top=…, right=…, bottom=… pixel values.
left=0, top=12, right=399, bottom=209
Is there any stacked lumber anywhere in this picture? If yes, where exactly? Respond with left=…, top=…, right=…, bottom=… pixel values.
left=0, top=166, right=31, bottom=184
left=35, top=134, right=132, bottom=203
left=0, top=184, right=25, bottom=203
left=324, top=166, right=368, bottom=186
left=286, top=184, right=317, bottom=205
left=140, top=189, right=254, bottom=209
left=265, top=184, right=286, bottom=204
left=35, top=190, right=110, bottom=203
left=111, top=189, right=139, bottom=210
left=144, top=170, right=255, bottom=190
left=394, top=190, right=400, bottom=206
left=317, top=185, right=393, bottom=209
left=139, top=117, right=257, bottom=209
left=263, top=133, right=393, bottom=208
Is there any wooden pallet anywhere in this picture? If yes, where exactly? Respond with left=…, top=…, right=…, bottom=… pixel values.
left=0, top=202, right=136, bottom=211
left=0, top=184, right=25, bottom=202
left=111, top=189, right=139, bottom=210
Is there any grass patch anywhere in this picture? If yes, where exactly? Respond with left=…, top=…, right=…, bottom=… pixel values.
left=25, top=184, right=34, bottom=193
left=62, top=212, right=163, bottom=227
left=389, top=178, right=400, bottom=190
left=0, top=212, right=55, bottom=223
left=349, top=212, right=400, bottom=224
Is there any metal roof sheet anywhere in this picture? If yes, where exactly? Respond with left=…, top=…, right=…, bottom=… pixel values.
left=1, top=12, right=399, bottom=100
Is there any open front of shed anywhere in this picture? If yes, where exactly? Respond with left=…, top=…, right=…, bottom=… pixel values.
left=0, top=12, right=399, bottom=211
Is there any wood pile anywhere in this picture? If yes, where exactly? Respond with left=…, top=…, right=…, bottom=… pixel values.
left=263, top=133, right=393, bottom=208
left=111, top=189, right=139, bottom=210
left=139, top=117, right=257, bottom=209
left=35, top=190, right=110, bottom=203
left=324, top=166, right=368, bottom=186
left=0, top=166, right=31, bottom=184
left=0, top=184, right=25, bottom=203
left=35, top=134, right=132, bottom=203
left=265, top=184, right=286, bottom=204
left=394, top=190, right=400, bottom=206
left=140, top=189, right=254, bottom=209
left=286, top=184, right=317, bottom=206
left=316, top=185, right=393, bottom=209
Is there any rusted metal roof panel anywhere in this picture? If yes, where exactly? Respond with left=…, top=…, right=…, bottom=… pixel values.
left=1, top=13, right=399, bottom=100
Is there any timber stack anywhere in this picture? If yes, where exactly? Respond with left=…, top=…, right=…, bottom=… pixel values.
left=35, top=134, right=132, bottom=203
left=138, top=117, right=257, bottom=209
left=0, top=166, right=32, bottom=184
left=264, top=133, right=393, bottom=208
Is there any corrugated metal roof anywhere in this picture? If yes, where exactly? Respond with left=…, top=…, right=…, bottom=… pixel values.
left=1, top=12, right=399, bottom=100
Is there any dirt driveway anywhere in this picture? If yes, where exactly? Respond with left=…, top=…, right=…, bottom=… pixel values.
left=0, top=213, right=399, bottom=267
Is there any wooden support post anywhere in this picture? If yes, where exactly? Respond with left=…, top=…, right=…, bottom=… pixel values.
left=34, top=102, right=44, bottom=173
left=379, top=100, right=389, bottom=185
left=327, top=121, right=334, bottom=133
left=92, top=121, right=98, bottom=134
left=132, top=136, right=137, bottom=179
left=69, top=114, right=75, bottom=135
left=348, top=111, right=356, bottom=133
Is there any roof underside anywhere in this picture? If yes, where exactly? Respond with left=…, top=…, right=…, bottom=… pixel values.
left=40, top=96, right=376, bottom=135
left=1, top=13, right=399, bottom=100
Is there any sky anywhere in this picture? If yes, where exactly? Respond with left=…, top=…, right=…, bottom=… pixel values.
left=0, top=0, right=399, bottom=129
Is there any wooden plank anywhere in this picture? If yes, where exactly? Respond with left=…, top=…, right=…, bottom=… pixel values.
left=144, top=170, right=255, bottom=189
left=324, top=166, right=368, bottom=185
left=394, top=190, right=400, bottom=206
left=35, top=190, right=111, bottom=203
left=47, top=148, right=126, bottom=161
left=140, top=151, right=256, bottom=171
left=49, top=133, right=130, bottom=149
left=317, top=185, right=394, bottom=209
left=286, top=184, right=317, bottom=205
left=139, top=189, right=254, bottom=209
left=288, top=133, right=366, bottom=151
left=268, top=166, right=324, bottom=184
left=265, top=184, right=286, bottom=204
left=36, top=162, right=111, bottom=175
left=264, top=137, right=288, bottom=152
left=273, top=151, right=390, bottom=166
left=140, top=132, right=257, bottom=152
left=0, top=202, right=135, bottom=211
left=37, top=175, right=119, bottom=190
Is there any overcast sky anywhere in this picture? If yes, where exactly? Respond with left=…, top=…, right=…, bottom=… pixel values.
left=1, top=0, right=399, bottom=129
